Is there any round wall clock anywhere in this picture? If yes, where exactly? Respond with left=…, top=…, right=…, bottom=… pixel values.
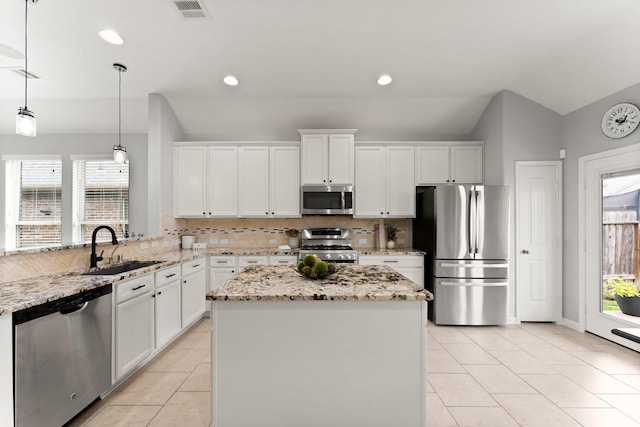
left=601, top=102, right=640, bottom=139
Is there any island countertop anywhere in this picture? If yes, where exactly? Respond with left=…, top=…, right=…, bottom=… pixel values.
left=206, top=264, right=433, bottom=301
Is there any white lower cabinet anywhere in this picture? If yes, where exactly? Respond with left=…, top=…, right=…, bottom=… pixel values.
left=209, top=255, right=237, bottom=292
left=114, top=274, right=154, bottom=381
left=238, top=255, right=269, bottom=270
left=269, top=255, right=298, bottom=266
left=357, top=255, right=424, bottom=287
left=154, top=265, right=182, bottom=350
left=181, top=257, right=206, bottom=328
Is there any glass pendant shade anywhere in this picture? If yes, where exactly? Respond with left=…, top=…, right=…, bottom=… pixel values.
left=113, top=145, right=127, bottom=163
left=16, top=107, right=36, bottom=137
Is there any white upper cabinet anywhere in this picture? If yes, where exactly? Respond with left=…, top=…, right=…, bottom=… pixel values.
left=208, top=146, right=238, bottom=216
left=300, top=130, right=356, bottom=185
left=174, top=146, right=208, bottom=217
left=355, top=145, right=415, bottom=218
left=238, top=146, right=270, bottom=217
left=416, top=144, right=483, bottom=184
left=238, top=145, right=301, bottom=218
left=174, top=145, right=238, bottom=217
left=270, top=146, right=301, bottom=217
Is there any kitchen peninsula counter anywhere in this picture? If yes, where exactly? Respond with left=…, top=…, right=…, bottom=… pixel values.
left=207, top=265, right=430, bottom=427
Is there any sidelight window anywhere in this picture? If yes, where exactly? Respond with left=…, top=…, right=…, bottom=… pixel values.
left=72, top=158, right=129, bottom=243
left=4, top=157, right=63, bottom=249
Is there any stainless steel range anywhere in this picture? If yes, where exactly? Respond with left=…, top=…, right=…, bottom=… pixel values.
left=298, top=228, right=357, bottom=263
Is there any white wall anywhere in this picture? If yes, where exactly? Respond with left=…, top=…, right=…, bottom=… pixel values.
left=0, top=133, right=148, bottom=247
left=148, top=94, right=184, bottom=235
left=472, top=90, right=563, bottom=321
left=561, top=82, right=640, bottom=323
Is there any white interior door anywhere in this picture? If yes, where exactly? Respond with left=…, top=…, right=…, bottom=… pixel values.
left=581, top=144, right=640, bottom=351
left=516, top=161, right=562, bottom=322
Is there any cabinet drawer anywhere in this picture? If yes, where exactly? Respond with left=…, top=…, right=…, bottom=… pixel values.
left=269, top=255, right=298, bottom=266
left=116, top=274, right=153, bottom=304
left=358, top=255, right=424, bottom=267
left=182, top=257, right=205, bottom=276
left=155, top=265, right=180, bottom=288
left=238, top=256, right=268, bottom=267
left=209, top=255, right=237, bottom=268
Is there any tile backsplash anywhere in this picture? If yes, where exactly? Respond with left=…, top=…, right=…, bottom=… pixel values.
left=166, top=215, right=411, bottom=250
left=0, top=215, right=412, bottom=284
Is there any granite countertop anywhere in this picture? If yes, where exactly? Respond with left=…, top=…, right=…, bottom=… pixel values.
left=0, top=252, right=205, bottom=316
left=207, top=264, right=433, bottom=301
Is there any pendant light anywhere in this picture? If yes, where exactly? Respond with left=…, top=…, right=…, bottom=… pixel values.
left=113, top=63, right=128, bottom=163
left=16, top=0, right=37, bottom=137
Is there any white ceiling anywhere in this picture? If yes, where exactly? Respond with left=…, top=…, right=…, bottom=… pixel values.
left=2, top=0, right=640, bottom=138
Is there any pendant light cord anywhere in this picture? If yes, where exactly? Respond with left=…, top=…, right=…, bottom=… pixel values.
left=23, top=0, right=29, bottom=109
left=118, top=67, right=122, bottom=147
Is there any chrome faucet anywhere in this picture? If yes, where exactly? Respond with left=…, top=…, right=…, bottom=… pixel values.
left=90, top=225, right=119, bottom=268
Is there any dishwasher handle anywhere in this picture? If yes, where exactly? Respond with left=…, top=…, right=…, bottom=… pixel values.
left=59, top=301, right=90, bottom=315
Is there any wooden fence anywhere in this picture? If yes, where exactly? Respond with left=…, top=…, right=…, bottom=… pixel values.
left=603, top=211, right=639, bottom=282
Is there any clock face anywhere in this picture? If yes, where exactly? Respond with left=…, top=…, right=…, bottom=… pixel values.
left=602, top=103, right=640, bottom=139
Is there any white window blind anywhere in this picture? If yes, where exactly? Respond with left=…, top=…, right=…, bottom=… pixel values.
left=73, top=159, right=129, bottom=243
left=4, top=159, right=62, bottom=249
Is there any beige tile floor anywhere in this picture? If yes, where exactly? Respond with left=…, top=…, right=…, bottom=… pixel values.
left=69, top=319, right=640, bottom=427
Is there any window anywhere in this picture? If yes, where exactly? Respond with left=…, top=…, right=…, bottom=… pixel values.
left=4, top=158, right=62, bottom=249
left=73, top=158, right=129, bottom=243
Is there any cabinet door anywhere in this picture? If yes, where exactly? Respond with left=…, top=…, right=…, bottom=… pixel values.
left=270, top=146, right=301, bottom=217
left=415, top=146, right=450, bottom=184
left=182, top=269, right=206, bottom=328
left=238, top=146, right=270, bottom=217
left=300, top=135, right=328, bottom=184
left=115, top=292, right=154, bottom=380
left=386, top=146, right=415, bottom=217
left=155, top=280, right=181, bottom=350
left=209, top=146, right=238, bottom=216
left=451, top=146, right=483, bottom=184
left=354, top=146, right=386, bottom=217
left=328, top=134, right=354, bottom=184
left=209, top=267, right=236, bottom=292
left=174, top=146, right=207, bottom=216
left=393, top=267, right=424, bottom=287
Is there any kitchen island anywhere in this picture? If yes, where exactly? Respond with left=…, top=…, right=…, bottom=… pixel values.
left=206, top=264, right=432, bottom=427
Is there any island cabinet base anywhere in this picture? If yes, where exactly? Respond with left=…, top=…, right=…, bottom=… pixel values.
left=210, top=300, right=427, bottom=427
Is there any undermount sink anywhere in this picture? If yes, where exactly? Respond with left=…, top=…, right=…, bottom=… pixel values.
left=82, top=260, right=162, bottom=276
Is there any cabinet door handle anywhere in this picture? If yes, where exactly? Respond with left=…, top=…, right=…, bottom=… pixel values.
left=132, top=284, right=146, bottom=291
left=216, top=260, right=227, bottom=264
left=192, top=264, right=201, bottom=268
left=158, top=291, right=162, bottom=295
left=165, top=273, right=176, bottom=278
left=247, top=260, right=258, bottom=264
left=383, top=260, right=399, bottom=263
left=183, top=280, right=187, bottom=284
left=278, top=260, right=289, bottom=264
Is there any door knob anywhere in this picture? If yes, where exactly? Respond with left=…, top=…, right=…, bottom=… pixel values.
left=521, top=249, right=529, bottom=254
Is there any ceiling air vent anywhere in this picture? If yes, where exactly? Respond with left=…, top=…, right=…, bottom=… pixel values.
left=173, top=0, right=211, bottom=19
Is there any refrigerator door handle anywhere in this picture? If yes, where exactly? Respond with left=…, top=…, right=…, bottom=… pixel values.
left=468, top=189, right=476, bottom=256
left=439, top=262, right=509, bottom=268
left=441, top=281, right=508, bottom=287
left=475, top=188, right=484, bottom=255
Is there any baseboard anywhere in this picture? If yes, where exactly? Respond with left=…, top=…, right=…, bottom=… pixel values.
left=508, top=317, right=519, bottom=325
left=558, top=317, right=584, bottom=332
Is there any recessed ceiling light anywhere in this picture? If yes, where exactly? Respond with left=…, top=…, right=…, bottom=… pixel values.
left=99, top=30, right=124, bottom=45
left=223, top=75, right=239, bottom=86
left=377, top=74, right=392, bottom=86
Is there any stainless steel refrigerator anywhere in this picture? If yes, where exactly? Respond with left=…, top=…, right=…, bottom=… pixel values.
left=413, top=185, right=510, bottom=325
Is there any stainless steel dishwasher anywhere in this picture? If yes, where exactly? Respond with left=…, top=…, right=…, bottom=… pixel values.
left=14, top=284, right=112, bottom=427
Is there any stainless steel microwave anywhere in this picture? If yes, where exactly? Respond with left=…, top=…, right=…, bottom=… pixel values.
left=301, top=185, right=353, bottom=215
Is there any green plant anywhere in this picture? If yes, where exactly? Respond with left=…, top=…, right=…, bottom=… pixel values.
left=386, top=226, right=398, bottom=242
left=609, top=278, right=640, bottom=298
